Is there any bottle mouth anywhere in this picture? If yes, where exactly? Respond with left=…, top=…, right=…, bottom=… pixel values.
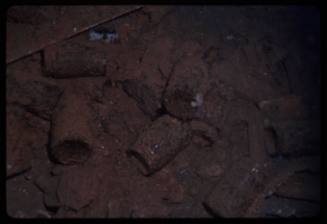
left=52, top=139, right=91, bottom=165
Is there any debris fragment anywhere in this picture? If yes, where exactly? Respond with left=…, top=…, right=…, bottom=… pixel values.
left=88, top=29, right=119, bottom=43
left=191, top=93, right=203, bottom=107
left=89, top=30, right=104, bottom=41
left=105, top=32, right=119, bottom=43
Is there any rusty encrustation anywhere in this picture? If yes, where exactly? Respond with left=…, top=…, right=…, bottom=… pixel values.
left=44, top=43, right=107, bottom=79
left=128, top=115, right=191, bottom=176
left=203, top=160, right=273, bottom=217
left=50, top=87, right=94, bottom=165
